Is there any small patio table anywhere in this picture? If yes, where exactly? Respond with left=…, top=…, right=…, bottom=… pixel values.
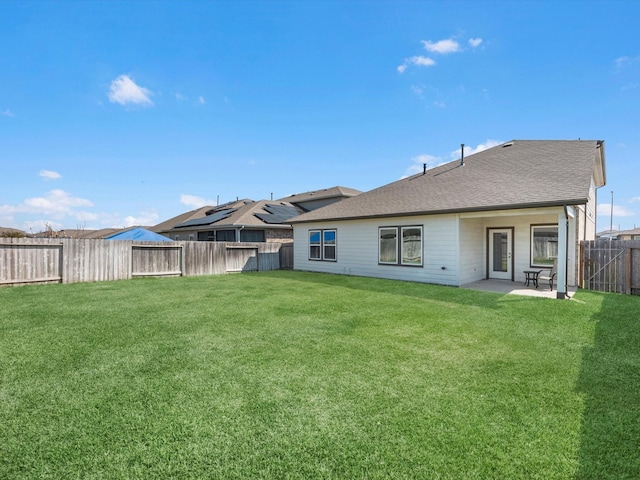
left=523, top=270, right=542, bottom=288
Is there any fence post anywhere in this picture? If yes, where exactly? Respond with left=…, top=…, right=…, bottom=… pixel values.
left=625, top=248, right=632, bottom=295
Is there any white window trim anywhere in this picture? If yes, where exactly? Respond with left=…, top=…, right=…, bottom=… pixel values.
left=309, top=230, right=321, bottom=260
left=530, top=224, right=558, bottom=267
left=309, top=229, right=336, bottom=261
left=323, top=229, right=337, bottom=261
left=379, top=227, right=399, bottom=265
left=379, top=225, right=423, bottom=267
left=400, top=226, right=423, bottom=266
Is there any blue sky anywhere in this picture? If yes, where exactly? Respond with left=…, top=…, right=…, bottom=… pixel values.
left=1, top=0, right=639, bottom=233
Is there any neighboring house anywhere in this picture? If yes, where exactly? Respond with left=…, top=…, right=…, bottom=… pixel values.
left=290, top=140, right=606, bottom=299
left=154, top=187, right=362, bottom=242
left=279, top=186, right=362, bottom=212
left=596, top=229, right=620, bottom=240
left=161, top=199, right=305, bottom=242
left=616, top=227, right=640, bottom=240
left=32, top=227, right=127, bottom=239
left=151, top=205, right=214, bottom=235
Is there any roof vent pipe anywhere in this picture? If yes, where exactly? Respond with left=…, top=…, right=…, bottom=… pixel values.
left=423, top=163, right=427, bottom=175
left=460, top=144, right=465, bottom=166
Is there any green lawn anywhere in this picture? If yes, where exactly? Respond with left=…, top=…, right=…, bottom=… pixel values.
left=1, top=271, right=638, bottom=479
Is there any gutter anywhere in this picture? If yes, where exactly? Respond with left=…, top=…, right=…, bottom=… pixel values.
left=290, top=198, right=590, bottom=225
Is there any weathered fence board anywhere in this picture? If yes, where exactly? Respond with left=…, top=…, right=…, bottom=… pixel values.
left=132, top=245, right=183, bottom=277
left=581, top=239, right=640, bottom=295
left=183, top=241, right=226, bottom=276
left=0, top=242, right=63, bottom=285
left=279, top=243, right=294, bottom=270
left=226, top=246, right=258, bottom=273
left=0, top=238, right=290, bottom=286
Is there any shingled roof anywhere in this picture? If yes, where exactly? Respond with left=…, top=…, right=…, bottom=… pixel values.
left=278, top=186, right=362, bottom=204
left=291, top=140, right=606, bottom=223
left=171, top=199, right=305, bottom=230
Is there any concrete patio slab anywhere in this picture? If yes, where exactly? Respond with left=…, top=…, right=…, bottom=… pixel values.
left=461, top=279, right=577, bottom=299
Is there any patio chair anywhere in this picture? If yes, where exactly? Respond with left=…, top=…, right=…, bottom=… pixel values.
left=538, top=259, right=557, bottom=290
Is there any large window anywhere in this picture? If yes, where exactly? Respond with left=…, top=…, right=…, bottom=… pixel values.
left=379, top=226, right=423, bottom=266
left=215, top=230, right=236, bottom=242
left=531, top=225, right=558, bottom=267
left=309, top=229, right=337, bottom=261
left=240, top=229, right=266, bottom=242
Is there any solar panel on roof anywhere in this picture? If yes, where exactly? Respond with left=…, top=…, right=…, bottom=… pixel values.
left=174, top=209, right=236, bottom=228
left=254, top=204, right=301, bottom=224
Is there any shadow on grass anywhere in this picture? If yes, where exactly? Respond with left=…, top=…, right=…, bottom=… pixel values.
left=575, top=292, right=640, bottom=479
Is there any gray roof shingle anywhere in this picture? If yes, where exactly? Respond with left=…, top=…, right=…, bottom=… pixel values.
left=291, top=140, right=605, bottom=223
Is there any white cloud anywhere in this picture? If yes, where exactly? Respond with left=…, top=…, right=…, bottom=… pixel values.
left=108, top=75, right=154, bottom=106
left=422, top=39, right=461, bottom=54
left=630, top=196, right=640, bottom=203
left=123, top=210, right=159, bottom=227
left=597, top=204, right=636, bottom=217
left=0, top=190, right=92, bottom=220
left=397, top=55, right=436, bottom=73
left=0, top=190, right=95, bottom=231
left=403, top=139, right=503, bottom=178
left=615, top=56, right=630, bottom=68
left=39, top=170, right=61, bottom=180
left=198, top=96, right=206, bottom=104
left=403, top=154, right=445, bottom=178
left=614, top=55, right=640, bottom=69
left=399, top=36, right=481, bottom=73
left=453, top=139, right=502, bottom=158
left=24, top=190, right=93, bottom=216
left=410, top=55, right=436, bottom=67
left=175, top=92, right=187, bottom=101
left=1, top=109, right=14, bottom=117
left=180, top=194, right=216, bottom=208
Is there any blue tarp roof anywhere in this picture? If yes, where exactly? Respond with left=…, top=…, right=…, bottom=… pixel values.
left=105, top=227, right=173, bottom=242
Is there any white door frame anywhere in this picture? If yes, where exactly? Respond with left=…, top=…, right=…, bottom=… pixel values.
left=487, top=227, right=514, bottom=280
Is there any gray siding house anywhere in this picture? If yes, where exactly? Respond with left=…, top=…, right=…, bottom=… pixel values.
left=290, top=140, right=606, bottom=299
left=161, top=199, right=304, bottom=243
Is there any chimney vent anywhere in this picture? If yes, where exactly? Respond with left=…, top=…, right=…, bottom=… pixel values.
left=460, top=144, right=465, bottom=166
left=423, top=163, right=427, bottom=175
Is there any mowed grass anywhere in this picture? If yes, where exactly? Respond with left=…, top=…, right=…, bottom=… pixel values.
left=1, top=271, right=639, bottom=479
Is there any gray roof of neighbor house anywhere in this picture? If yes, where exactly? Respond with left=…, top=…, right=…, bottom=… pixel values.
left=619, top=227, right=640, bottom=236
left=153, top=206, right=214, bottom=233
left=171, top=199, right=305, bottom=231
left=291, top=140, right=606, bottom=224
left=0, top=227, right=27, bottom=236
left=31, top=227, right=131, bottom=239
left=278, top=186, right=362, bottom=204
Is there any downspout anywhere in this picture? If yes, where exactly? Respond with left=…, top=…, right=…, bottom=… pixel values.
left=561, top=205, right=570, bottom=299
left=237, top=225, right=245, bottom=242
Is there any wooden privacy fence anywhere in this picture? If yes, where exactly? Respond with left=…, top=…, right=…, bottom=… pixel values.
left=581, top=239, right=640, bottom=295
left=279, top=243, right=294, bottom=270
left=0, top=238, right=289, bottom=286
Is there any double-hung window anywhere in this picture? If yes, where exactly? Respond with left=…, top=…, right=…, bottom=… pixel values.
left=309, top=229, right=337, bottom=261
left=379, top=226, right=423, bottom=266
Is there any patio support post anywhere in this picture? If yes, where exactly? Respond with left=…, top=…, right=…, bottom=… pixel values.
left=556, top=207, right=574, bottom=299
